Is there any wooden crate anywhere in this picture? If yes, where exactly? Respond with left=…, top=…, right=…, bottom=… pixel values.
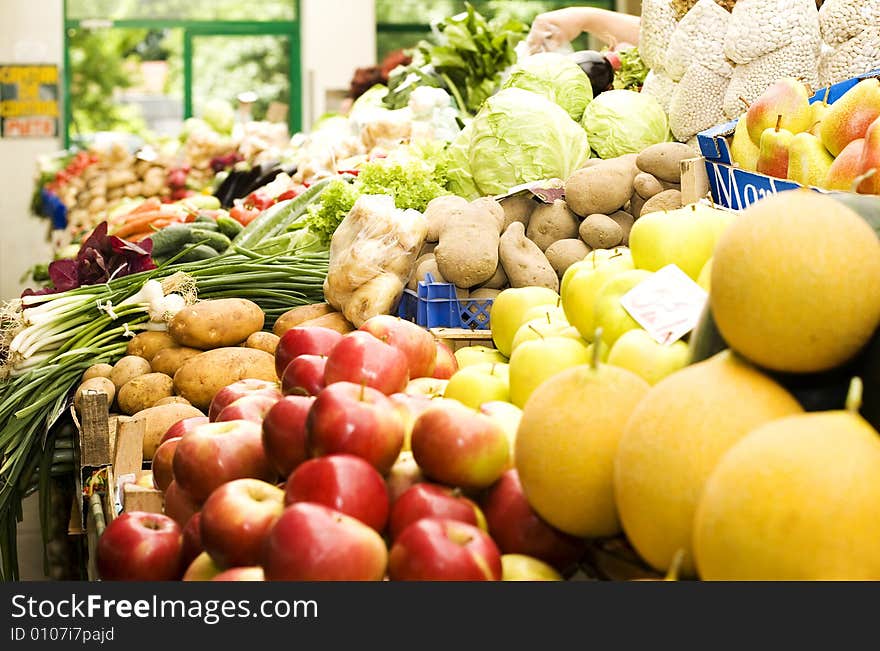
left=430, top=327, right=495, bottom=352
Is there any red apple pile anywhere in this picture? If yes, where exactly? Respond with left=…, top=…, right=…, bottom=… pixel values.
left=97, top=315, right=586, bottom=582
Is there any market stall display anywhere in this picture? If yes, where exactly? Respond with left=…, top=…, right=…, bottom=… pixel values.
left=5, top=1, right=880, bottom=582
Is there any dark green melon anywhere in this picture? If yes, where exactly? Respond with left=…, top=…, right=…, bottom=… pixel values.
left=828, top=192, right=880, bottom=237
left=687, top=303, right=727, bottom=364
left=857, top=329, right=880, bottom=431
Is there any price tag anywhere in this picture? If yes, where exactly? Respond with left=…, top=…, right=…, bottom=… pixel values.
left=620, top=264, right=708, bottom=345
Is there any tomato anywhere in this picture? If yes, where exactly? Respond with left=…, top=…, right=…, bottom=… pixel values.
left=274, top=189, right=298, bottom=202
left=230, top=205, right=261, bottom=226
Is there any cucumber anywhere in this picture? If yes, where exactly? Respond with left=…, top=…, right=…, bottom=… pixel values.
left=216, top=215, right=244, bottom=239
left=234, top=177, right=334, bottom=248
left=184, top=220, right=218, bottom=231
left=149, top=225, right=193, bottom=258
left=179, top=244, right=219, bottom=262
left=194, top=213, right=217, bottom=224
left=189, top=228, right=232, bottom=252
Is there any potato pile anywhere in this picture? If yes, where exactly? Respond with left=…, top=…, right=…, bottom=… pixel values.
left=73, top=298, right=278, bottom=459
left=415, top=142, right=696, bottom=298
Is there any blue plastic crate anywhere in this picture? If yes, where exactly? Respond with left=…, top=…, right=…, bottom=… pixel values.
left=397, top=274, right=493, bottom=330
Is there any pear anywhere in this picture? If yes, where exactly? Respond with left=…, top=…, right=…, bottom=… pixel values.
left=729, top=116, right=760, bottom=171
left=755, top=117, right=794, bottom=179
left=825, top=138, right=866, bottom=191
left=808, top=87, right=831, bottom=137
left=786, top=132, right=834, bottom=188
left=745, top=78, right=812, bottom=144
left=857, top=116, right=880, bottom=195
left=819, top=78, right=880, bottom=157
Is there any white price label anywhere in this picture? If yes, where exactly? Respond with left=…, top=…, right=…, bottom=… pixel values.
left=620, top=264, right=708, bottom=345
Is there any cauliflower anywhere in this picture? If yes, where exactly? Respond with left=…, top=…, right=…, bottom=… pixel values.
left=665, top=0, right=734, bottom=82
left=640, top=0, right=679, bottom=73
left=724, top=0, right=820, bottom=66
left=819, top=0, right=880, bottom=48
left=641, top=70, right=679, bottom=114
left=819, top=27, right=880, bottom=86
left=723, top=41, right=820, bottom=118
left=669, top=62, right=731, bottom=141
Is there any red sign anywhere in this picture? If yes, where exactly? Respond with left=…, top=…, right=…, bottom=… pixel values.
left=2, top=116, right=56, bottom=137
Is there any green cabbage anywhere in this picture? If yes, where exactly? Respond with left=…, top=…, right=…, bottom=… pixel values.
left=444, top=123, right=480, bottom=200
left=467, top=88, right=590, bottom=197
left=581, top=89, right=671, bottom=159
left=503, top=52, right=593, bottom=122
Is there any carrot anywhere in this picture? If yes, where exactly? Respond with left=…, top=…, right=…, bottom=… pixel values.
left=126, top=230, right=156, bottom=243
left=113, top=211, right=177, bottom=239
left=130, top=197, right=162, bottom=215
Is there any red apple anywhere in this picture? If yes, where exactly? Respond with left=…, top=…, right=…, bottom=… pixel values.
left=151, top=437, right=180, bottom=492
left=181, top=512, right=204, bottom=567
left=285, top=455, right=389, bottom=532
left=216, top=394, right=280, bottom=424
left=262, top=395, right=315, bottom=477
left=263, top=503, right=388, bottom=581
left=482, top=469, right=584, bottom=571
left=386, top=451, right=424, bottom=503
left=173, top=420, right=275, bottom=502
left=388, top=518, right=502, bottom=581
left=96, top=512, right=183, bottom=581
left=402, top=378, right=448, bottom=398
left=200, top=478, right=285, bottom=568
left=323, top=331, right=409, bottom=395
left=182, top=551, right=222, bottom=581
left=160, top=416, right=209, bottom=446
left=163, top=480, right=202, bottom=528
left=275, top=326, right=343, bottom=379
left=360, top=315, right=436, bottom=378
left=307, top=382, right=404, bottom=474
left=411, top=403, right=510, bottom=490
left=281, top=354, right=327, bottom=396
left=211, top=566, right=265, bottom=581
left=432, top=341, right=458, bottom=379
left=208, top=379, right=282, bottom=422
left=389, top=483, right=486, bottom=540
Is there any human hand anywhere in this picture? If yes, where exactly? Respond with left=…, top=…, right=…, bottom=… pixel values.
left=525, top=8, right=590, bottom=54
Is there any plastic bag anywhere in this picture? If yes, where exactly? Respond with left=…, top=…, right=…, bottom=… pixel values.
left=324, top=195, right=427, bottom=327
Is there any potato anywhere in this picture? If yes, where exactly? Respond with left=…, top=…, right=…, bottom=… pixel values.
left=297, top=312, right=356, bottom=334
left=74, top=377, right=116, bottom=412
left=564, top=160, right=636, bottom=217
left=273, top=303, right=335, bottom=336
left=170, top=298, right=264, bottom=349
left=633, top=172, right=664, bottom=200
left=408, top=253, right=437, bottom=290
left=629, top=191, right=646, bottom=219
left=526, top=200, right=580, bottom=251
left=173, top=347, right=278, bottom=410
left=419, top=241, right=437, bottom=257
left=154, top=396, right=191, bottom=407
left=608, top=211, right=635, bottom=245
left=499, top=222, right=559, bottom=292
left=470, top=288, right=501, bottom=300
left=150, top=347, right=202, bottom=377
left=478, top=263, right=508, bottom=290
left=455, top=286, right=470, bottom=300
left=117, top=373, right=174, bottom=415
left=580, top=214, right=624, bottom=249
left=126, top=331, right=177, bottom=361
left=82, top=363, right=113, bottom=382
left=110, top=356, right=152, bottom=390
left=424, top=195, right=469, bottom=242
left=640, top=189, right=683, bottom=217
left=500, top=194, right=537, bottom=231
left=636, top=142, right=695, bottom=183
left=135, top=403, right=206, bottom=460
left=435, top=202, right=503, bottom=288
left=412, top=256, right=446, bottom=288
left=246, top=331, right=280, bottom=355
left=545, top=239, right=591, bottom=278
left=470, top=197, right=505, bottom=231
left=578, top=158, right=606, bottom=169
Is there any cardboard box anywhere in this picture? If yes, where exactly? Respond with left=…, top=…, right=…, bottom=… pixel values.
left=696, top=69, right=880, bottom=211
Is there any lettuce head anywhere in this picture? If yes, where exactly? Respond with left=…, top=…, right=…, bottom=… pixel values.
left=503, top=52, right=593, bottom=122
left=581, top=89, right=670, bottom=159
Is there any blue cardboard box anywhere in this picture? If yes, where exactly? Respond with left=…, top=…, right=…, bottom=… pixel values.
left=696, top=69, right=880, bottom=211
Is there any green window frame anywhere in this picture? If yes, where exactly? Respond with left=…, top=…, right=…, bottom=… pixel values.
left=62, top=0, right=303, bottom=147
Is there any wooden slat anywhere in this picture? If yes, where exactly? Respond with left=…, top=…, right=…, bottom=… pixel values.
left=78, top=392, right=112, bottom=467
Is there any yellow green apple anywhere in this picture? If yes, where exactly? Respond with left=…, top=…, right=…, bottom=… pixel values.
left=586, top=338, right=609, bottom=363
left=490, top=287, right=560, bottom=357
left=697, top=257, right=712, bottom=292
left=594, top=269, right=653, bottom=347
left=454, top=345, right=508, bottom=368
left=521, top=304, right=567, bottom=325
left=606, top=328, right=690, bottom=385
left=501, top=554, right=563, bottom=581
left=444, top=363, right=510, bottom=408
left=629, top=204, right=735, bottom=280
left=561, top=248, right=634, bottom=342
left=510, top=318, right=584, bottom=354
left=509, top=336, right=590, bottom=408
left=479, top=401, right=523, bottom=462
